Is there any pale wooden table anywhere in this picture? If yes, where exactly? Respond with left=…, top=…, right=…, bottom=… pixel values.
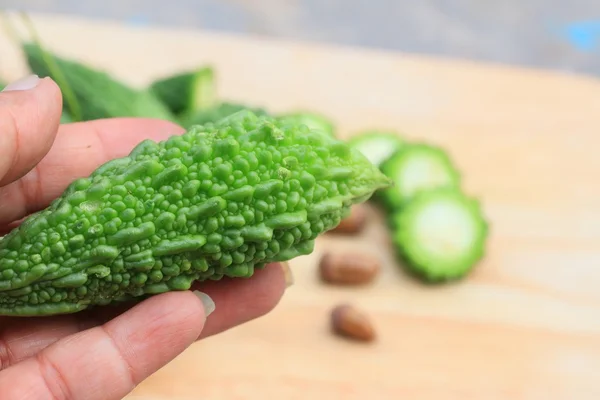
left=1, top=12, right=600, bottom=400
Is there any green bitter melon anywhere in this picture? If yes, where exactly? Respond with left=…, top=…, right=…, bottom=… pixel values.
left=391, top=187, right=488, bottom=282
left=0, top=111, right=392, bottom=317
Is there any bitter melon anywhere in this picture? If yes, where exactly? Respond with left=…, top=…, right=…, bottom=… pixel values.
left=0, top=111, right=391, bottom=317
left=380, top=143, right=460, bottom=209
left=391, top=187, right=488, bottom=282
left=22, top=42, right=176, bottom=123
left=150, top=67, right=216, bottom=118
left=348, top=130, right=404, bottom=168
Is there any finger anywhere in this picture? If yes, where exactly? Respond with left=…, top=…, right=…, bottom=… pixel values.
left=0, top=117, right=184, bottom=226
left=0, top=262, right=288, bottom=368
left=84, top=262, right=289, bottom=339
left=0, top=313, right=92, bottom=371
left=71, top=262, right=288, bottom=339
left=0, top=290, right=208, bottom=400
left=0, top=75, right=62, bottom=187
left=193, top=261, right=289, bottom=339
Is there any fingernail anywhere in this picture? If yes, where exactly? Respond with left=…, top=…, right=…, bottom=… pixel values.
left=281, top=261, right=294, bottom=288
left=2, top=74, right=40, bottom=92
left=193, top=291, right=215, bottom=318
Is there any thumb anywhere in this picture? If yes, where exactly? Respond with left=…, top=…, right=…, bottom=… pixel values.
left=0, top=75, right=63, bottom=187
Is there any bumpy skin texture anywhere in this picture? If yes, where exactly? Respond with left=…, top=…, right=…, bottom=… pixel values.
left=391, top=188, right=488, bottom=283
left=23, top=43, right=176, bottom=122
left=0, top=111, right=391, bottom=316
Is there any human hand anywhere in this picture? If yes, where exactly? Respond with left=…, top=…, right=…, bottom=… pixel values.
left=0, top=75, right=291, bottom=399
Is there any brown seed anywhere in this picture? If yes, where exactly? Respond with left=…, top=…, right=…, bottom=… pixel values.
left=319, top=252, right=380, bottom=285
left=330, top=304, right=376, bottom=342
left=331, top=205, right=367, bottom=234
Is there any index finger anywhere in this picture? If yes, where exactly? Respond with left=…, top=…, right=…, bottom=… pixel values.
left=0, top=76, right=62, bottom=187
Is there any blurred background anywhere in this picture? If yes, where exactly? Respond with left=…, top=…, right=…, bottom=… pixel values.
left=3, top=0, right=600, bottom=76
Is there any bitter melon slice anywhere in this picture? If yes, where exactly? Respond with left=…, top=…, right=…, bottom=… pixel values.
left=380, top=143, right=460, bottom=209
left=348, top=131, right=404, bottom=168
left=391, top=188, right=488, bottom=282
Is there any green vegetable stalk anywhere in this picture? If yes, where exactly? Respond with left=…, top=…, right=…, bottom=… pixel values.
left=22, top=42, right=176, bottom=123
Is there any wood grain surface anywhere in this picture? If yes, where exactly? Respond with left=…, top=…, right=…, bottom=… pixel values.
left=1, top=12, right=600, bottom=400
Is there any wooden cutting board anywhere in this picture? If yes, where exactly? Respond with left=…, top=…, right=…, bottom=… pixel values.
left=2, top=12, right=600, bottom=400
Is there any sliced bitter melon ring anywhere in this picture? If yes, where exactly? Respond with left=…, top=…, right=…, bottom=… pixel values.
left=391, top=188, right=489, bottom=282
left=380, top=143, right=461, bottom=209
left=347, top=130, right=404, bottom=168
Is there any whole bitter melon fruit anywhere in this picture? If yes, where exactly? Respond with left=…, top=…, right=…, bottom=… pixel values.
left=0, top=111, right=392, bottom=317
